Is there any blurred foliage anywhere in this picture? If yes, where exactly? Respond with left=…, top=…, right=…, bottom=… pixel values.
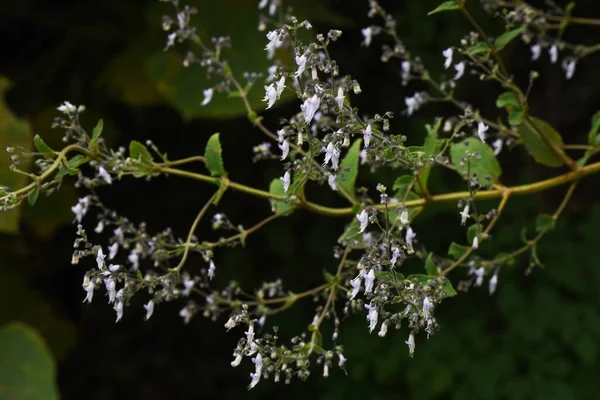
left=0, top=323, right=58, bottom=400
left=1, top=0, right=600, bottom=399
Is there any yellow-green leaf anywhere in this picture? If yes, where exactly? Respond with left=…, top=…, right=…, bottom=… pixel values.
left=450, top=138, right=502, bottom=185
left=336, top=139, right=361, bottom=196
left=428, top=1, right=460, bottom=16
left=518, top=116, right=565, bottom=167
left=268, top=179, right=294, bottom=215
left=204, top=133, right=226, bottom=177
left=494, top=26, right=525, bottom=51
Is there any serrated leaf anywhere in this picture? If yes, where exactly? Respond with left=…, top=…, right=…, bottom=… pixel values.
left=204, top=133, right=226, bottom=177
left=28, top=187, right=40, bottom=206
left=424, top=253, right=438, bottom=276
left=268, top=179, right=293, bottom=215
left=496, top=91, right=526, bottom=126
left=448, top=242, right=470, bottom=260
left=428, top=1, right=460, bottom=16
left=0, top=323, right=58, bottom=400
left=450, top=138, right=502, bottom=185
left=518, top=116, right=565, bottom=167
left=336, top=139, right=361, bottom=195
left=494, top=26, right=525, bottom=51
left=588, top=111, right=600, bottom=145
left=466, top=42, right=491, bottom=56
left=33, top=135, right=54, bottom=156
left=535, top=214, right=555, bottom=233
left=91, top=119, right=104, bottom=140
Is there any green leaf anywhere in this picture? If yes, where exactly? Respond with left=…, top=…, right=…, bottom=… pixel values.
left=467, top=224, right=480, bottom=244
left=91, top=119, right=104, bottom=140
left=535, top=214, right=555, bottom=233
left=494, top=26, right=525, bottom=51
left=338, top=218, right=366, bottom=248
left=496, top=91, right=526, bottom=126
left=336, top=139, right=361, bottom=195
left=33, top=135, right=54, bottom=156
left=204, top=133, right=226, bottom=177
left=424, top=253, right=438, bottom=276
left=0, top=323, right=58, bottom=400
left=442, top=278, right=458, bottom=297
left=392, top=175, right=414, bottom=199
left=587, top=111, right=600, bottom=145
left=450, top=137, right=502, bottom=185
left=518, top=116, right=565, bottom=167
left=66, top=155, right=87, bottom=170
left=129, top=140, right=153, bottom=165
left=466, top=42, right=491, bottom=56
left=428, top=1, right=460, bottom=16
left=448, top=242, right=470, bottom=260
left=0, top=77, right=32, bottom=233
left=28, top=187, right=40, bottom=207
left=268, top=179, right=294, bottom=215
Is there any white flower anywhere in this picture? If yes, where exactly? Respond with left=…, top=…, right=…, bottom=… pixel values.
left=281, top=170, right=291, bottom=192
left=405, top=93, right=423, bottom=116
left=562, top=59, right=576, bottom=80
left=460, top=204, right=470, bottom=225
left=301, top=94, right=320, bottom=124
left=323, top=142, right=340, bottom=170
left=336, top=87, right=344, bottom=109
left=442, top=47, right=453, bottom=69
left=359, top=149, right=367, bottom=165
left=477, top=121, right=489, bottom=142
left=472, top=236, right=479, bottom=250
left=114, top=226, right=124, bottom=242
left=182, top=277, right=195, bottom=297
left=401, top=61, right=411, bottom=81
left=268, top=1, right=277, bottom=15
left=549, top=45, right=558, bottom=64
left=57, top=101, right=77, bottom=115
left=390, top=247, right=401, bottom=266
left=472, top=266, right=485, bottom=287
left=365, top=303, right=378, bottom=333
left=361, top=27, right=373, bottom=47
left=71, top=196, right=90, bottom=223
left=399, top=209, right=409, bottom=225
left=179, top=307, right=192, bottom=324
left=208, top=260, right=216, bottom=280
left=265, top=30, right=283, bottom=59
left=144, top=300, right=155, bottom=321
left=128, top=251, right=139, bottom=271
left=364, top=269, right=375, bottom=294
left=96, top=247, right=106, bottom=269
left=114, top=301, right=124, bottom=322
left=363, top=124, right=372, bottom=148
left=98, top=166, right=112, bottom=184
left=338, top=353, right=347, bottom=367
left=423, top=296, right=434, bottom=320
left=201, top=88, right=214, bottom=106
left=246, top=323, right=255, bottom=343
left=107, top=243, right=118, bottom=260
left=266, top=65, right=278, bottom=82
left=278, top=139, right=289, bottom=160
left=262, top=84, right=278, bottom=109
left=327, top=173, right=337, bottom=191
left=406, top=332, right=415, bottom=356
left=295, top=54, right=307, bottom=77
left=350, top=276, right=361, bottom=299
left=275, top=76, right=285, bottom=97
left=531, top=44, right=541, bottom=61
left=94, top=221, right=104, bottom=234
left=165, top=32, right=176, bottom=50
left=453, top=62, right=465, bottom=80
left=493, top=138, right=503, bottom=156
left=297, top=132, right=303, bottom=146
left=258, top=315, right=266, bottom=327
left=249, top=353, right=263, bottom=389
left=108, top=264, right=120, bottom=272
left=489, top=273, right=498, bottom=295
left=258, top=0, right=268, bottom=9
left=105, top=278, right=116, bottom=303
left=224, top=317, right=236, bottom=330
left=405, top=226, right=416, bottom=247
left=378, top=322, right=388, bottom=337
left=357, top=210, right=369, bottom=233
left=231, top=353, right=243, bottom=367
left=82, top=277, right=94, bottom=303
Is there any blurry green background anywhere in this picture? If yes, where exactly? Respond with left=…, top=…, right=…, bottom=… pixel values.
left=2, top=0, right=600, bottom=399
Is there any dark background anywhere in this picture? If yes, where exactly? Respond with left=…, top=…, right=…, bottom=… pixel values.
left=2, top=0, right=600, bottom=399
